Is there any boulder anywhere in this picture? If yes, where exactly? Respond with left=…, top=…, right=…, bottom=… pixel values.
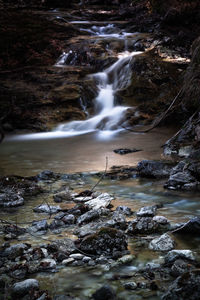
left=137, top=160, right=173, bottom=178
left=165, top=250, right=196, bottom=264
left=162, top=270, right=200, bottom=300
left=127, top=217, right=158, bottom=234
left=79, top=227, right=127, bottom=256
left=1, top=243, right=29, bottom=259
left=12, top=279, right=39, bottom=296
left=105, top=212, right=127, bottom=230
left=149, top=233, right=175, bottom=251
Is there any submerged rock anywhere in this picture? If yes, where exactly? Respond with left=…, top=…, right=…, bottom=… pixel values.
left=78, top=227, right=128, bottom=257
left=12, top=279, right=39, bottom=296
left=92, top=285, right=116, bottom=300
left=149, top=233, right=175, bottom=251
left=113, top=148, right=142, bottom=155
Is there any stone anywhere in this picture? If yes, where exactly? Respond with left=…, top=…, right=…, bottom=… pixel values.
left=79, top=227, right=127, bottom=256
left=172, top=217, right=200, bottom=235
left=2, top=243, right=29, bottom=259
left=74, top=196, right=93, bottom=203
left=85, top=193, right=114, bottom=210
left=117, top=254, right=135, bottom=265
left=77, top=209, right=102, bottom=226
left=62, top=258, right=75, bottom=265
left=123, top=281, right=137, bottom=290
left=127, top=217, right=158, bottom=234
left=40, top=258, right=56, bottom=270
left=51, top=238, right=76, bottom=254
left=162, top=270, right=200, bottom=300
left=33, top=204, right=60, bottom=214
left=62, top=214, right=75, bottom=225
left=136, top=206, right=157, bottom=217
left=49, top=219, right=65, bottom=230
left=113, top=148, right=142, bottom=155
left=106, top=212, right=127, bottom=230
left=0, top=192, right=24, bottom=207
left=92, top=285, right=116, bottom=300
left=53, top=189, right=73, bottom=203
left=153, top=216, right=169, bottom=224
left=12, top=279, right=39, bottom=296
left=137, top=160, right=173, bottom=178
left=165, top=171, right=196, bottom=190
left=116, top=206, right=132, bottom=216
left=149, top=233, right=175, bottom=251
left=165, top=250, right=196, bottom=264
left=69, top=253, right=84, bottom=260
left=31, top=219, right=48, bottom=231
left=82, top=256, right=92, bottom=263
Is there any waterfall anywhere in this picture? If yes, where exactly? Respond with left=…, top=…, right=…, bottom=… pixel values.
left=55, top=51, right=142, bottom=138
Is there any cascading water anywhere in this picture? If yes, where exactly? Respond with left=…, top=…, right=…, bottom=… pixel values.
left=8, top=23, right=142, bottom=141
left=55, top=51, right=141, bottom=138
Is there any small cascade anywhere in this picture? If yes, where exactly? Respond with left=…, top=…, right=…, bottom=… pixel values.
left=55, top=51, right=141, bottom=138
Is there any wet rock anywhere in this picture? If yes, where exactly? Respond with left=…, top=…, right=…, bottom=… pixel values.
left=172, top=217, right=200, bottom=235
left=69, top=253, right=84, bottom=260
left=40, top=258, right=56, bottom=270
left=31, top=219, right=48, bottom=232
left=51, top=238, right=76, bottom=255
left=117, top=254, right=135, bottom=265
left=53, top=189, right=73, bottom=203
left=2, top=224, right=26, bottom=236
left=165, top=171, right=197, bottom=190
left=127, top=217, right=158, bottom=234
left=85, top=193, right=114, bottom=210
left=62, top=214, right=75, bottom=225
left=12, top=279, right=39, bottom=296
left=153, top=216, right=169, bottom=225
left=92, top=285, right=116, bottom=300
left=77, top=208, right=108, bottom=226
left=74, top=223, right=97, bottom=238
left=162, top=270, right=200, bottom=300
left=62, top=258, right=75, bottom=266
left=49, top=219, right=65, bottom=230
left=149, top=233, right=175, bottom=251
left=37, top=170, right=58, bottom=181
left=104, top=166, right=137, bottom=180
left=137, top=160, right=174, bottom=178
left=1, top=243, right=29, bottom=259
left=165, top=250, right=196, bottom=265
left=123, top=281, right=137, bottom=290
left=106, top=212, right=127, bottom=230
left=116, top=206, right=133, bottom=216
left=33, top=204, right=61, bottom=214
left=79, top=227, right=127, bottom=256
left=170, top=259, right=195, bottom=277
left=136, top=205, right=157, bottom=217
left=0, top=192, right=24, bottom=207
left=113, top=148, right=142, bottom=155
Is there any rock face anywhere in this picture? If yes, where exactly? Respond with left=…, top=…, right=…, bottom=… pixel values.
left=12, top=279, right=39, bottom=296
left=149, top=233, right=175, bottom=251
left=78, top=227, right=128, bottom=256
left=137, top=160, right=174, bottom=178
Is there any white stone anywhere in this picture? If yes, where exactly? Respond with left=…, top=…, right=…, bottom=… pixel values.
left=62, top=258, right=75, bottom=265
left=165, top=250, right=195, bottom=264
left=149, top=233, right=175, bottom=251
left=69, top=253, right=84, bottom=260
left=40, top=258, right=56, bottom=269
left=85, top=193, right=114, bottom=210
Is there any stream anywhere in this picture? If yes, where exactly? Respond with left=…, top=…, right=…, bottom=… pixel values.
left=0, top=15, right=200, bottom=300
